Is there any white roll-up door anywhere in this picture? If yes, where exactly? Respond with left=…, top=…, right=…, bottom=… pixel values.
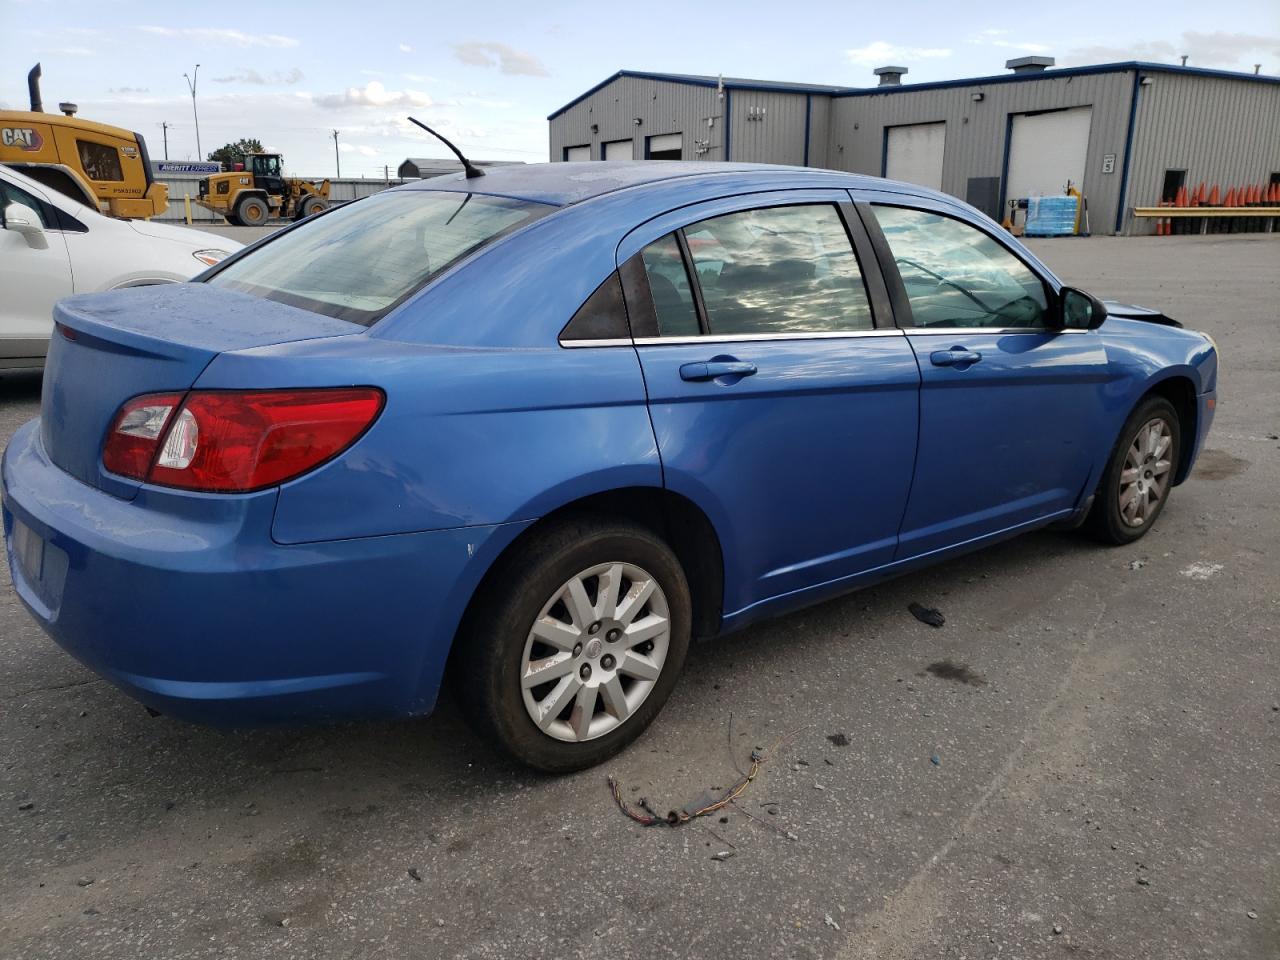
left=647, top=133, right=682, bottom=159
left=885, top=122, right=946, bottom=191
left=564, top=145, right=590, bottom=162
left=1006, top=106, right=1093, bottom=200
left=603, top=139, right=633, bottom=161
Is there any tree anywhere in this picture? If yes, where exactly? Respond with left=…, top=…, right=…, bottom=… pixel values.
left=207, top=138, right=264, bottom=169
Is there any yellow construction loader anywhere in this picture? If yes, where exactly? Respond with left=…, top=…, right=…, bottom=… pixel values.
left=0, top=64, right=168, bottom=218
left=195, top=154, right=330, bottom=225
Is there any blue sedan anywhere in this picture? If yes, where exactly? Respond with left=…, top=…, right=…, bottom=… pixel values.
left=1, top=163, right=1217, bottom=771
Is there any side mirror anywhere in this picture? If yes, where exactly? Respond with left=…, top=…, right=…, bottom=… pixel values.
left=1059, top=286, right=1107, bottom=330
left=3, top=202, right=48, bottom=250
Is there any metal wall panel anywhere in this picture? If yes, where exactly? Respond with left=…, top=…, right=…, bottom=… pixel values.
left=1124, top=73, right=1280, bottom=234
left=728, top=90, right=810, bottom=165
left=549, top=76, right=726, bottom=162
left=826, top=71, right=1134, bottom=232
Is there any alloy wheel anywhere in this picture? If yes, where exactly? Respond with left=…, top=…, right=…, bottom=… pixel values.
left=519, top=562, right=670, bottom=742
left=1118, top=417, right=1174, bottom=527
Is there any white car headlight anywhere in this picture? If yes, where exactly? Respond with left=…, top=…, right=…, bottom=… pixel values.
left=192, top=249, right=232, bottom=266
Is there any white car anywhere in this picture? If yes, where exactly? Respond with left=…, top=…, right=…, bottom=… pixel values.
left=0, top=164, right=241, bottom=370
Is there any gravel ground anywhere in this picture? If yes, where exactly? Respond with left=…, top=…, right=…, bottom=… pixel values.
left=0, top=234, right=1276, bottom=960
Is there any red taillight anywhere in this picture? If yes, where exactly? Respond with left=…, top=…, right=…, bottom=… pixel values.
left=102, top=388, right=384, bottom=492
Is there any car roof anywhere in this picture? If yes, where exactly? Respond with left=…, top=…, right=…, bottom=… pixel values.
left=398, top=161, right=891, bottom=207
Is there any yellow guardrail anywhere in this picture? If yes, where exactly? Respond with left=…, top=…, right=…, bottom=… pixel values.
left=1133, top=206, right=1280, bottom=217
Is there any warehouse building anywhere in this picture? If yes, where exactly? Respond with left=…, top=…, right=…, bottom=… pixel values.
left=548, top=59, right=1280, bottom=235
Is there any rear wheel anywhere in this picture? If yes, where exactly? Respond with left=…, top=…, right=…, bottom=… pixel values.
left=223, top=212, right=242, bottom=227
left=236, top=195, right=270, bottom=226
left=456, top=517, right=691, bottom=773
left=1086, top=396, right=1181, bottom=544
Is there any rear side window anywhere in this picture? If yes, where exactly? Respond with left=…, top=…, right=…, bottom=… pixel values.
left=638, top=204, right=874, bottom=339
left=872, top=205, right=1048, bottom=329
left=208, top=190, right=550, bottom=325
left=76, top=140, right=124, bottom=182
left=640, top=235, right=700, bottom=336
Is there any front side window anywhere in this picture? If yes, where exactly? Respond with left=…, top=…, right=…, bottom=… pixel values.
left=76, top=140, right=124, bottom=182
left=208, top=190, right=549, bottom=325
left=872, top=206, right=1048, bottom=329
left=0, top=179, right=52, bottom=227
left=683, top=204, right=873, bottom=336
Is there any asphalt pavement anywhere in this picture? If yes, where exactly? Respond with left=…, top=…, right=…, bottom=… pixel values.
left=1, top=234, right=1277, bottom=959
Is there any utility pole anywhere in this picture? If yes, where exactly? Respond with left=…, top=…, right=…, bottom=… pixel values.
left=332, top=129, right=341, bottom=178
left=183, top=65, right=201, bottom=159
left=160, top=121, right=170, bottom=160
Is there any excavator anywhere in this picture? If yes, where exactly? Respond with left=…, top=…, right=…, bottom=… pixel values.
left=194, top=153, right=330, bottom=225
left=0, top=64, right=168, bottom=218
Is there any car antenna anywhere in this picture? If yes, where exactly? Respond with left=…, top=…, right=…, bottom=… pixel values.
left=407, top=116, right=484, bottom=178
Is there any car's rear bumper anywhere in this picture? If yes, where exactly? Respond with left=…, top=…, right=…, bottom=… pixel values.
left=2, top=419, right=528, bottom=725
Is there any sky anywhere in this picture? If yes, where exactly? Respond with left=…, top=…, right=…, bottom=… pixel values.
left=2, top=0, right=1277, bottom=178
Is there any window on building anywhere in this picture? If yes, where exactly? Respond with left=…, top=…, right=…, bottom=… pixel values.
left=639, top=234, right=700, bottom=337
left=872, top=205, right=1048, bottom=329
left=1161, top=169, right=1187, bottom=203
left=682, top=204, right=874, bottom=336
left=76, top=140, right=124, bottom=182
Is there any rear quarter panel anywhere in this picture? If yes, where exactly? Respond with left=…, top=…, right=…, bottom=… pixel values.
left=195, top=337, right=660, bottom=543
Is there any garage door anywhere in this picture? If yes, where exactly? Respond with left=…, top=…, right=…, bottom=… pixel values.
left=884, top=122, right=946, bottom=191
left=647, top=133, right=682, bottom=160
left=564, top=145, right=590, bottom=162
left=1005, top=106, right=1092, bottom=201
left=602, top=140, right=633, bottom=161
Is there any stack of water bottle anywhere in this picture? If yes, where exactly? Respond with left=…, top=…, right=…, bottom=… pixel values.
left=1023, top=195, right=1079, bottom=236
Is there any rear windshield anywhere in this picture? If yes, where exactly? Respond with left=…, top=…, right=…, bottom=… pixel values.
left=207, top=190, right=550, bottom=325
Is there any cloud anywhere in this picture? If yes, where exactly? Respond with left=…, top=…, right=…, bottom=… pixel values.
left=38, top=46, right=95, bottom=56
left=213, top=68, right=305, bottom=85
left=452, top=41, right=549, bottom=76
left=338, top=143, right=379, bottom=157
left=844, top=41, right=952, bottom=67
left=313, top=80, right=433, bottom=109
left=1061, top=31, right=1280, bottom=70
left=399, top=43, right=413, bottom=53
left=967, top=29, right=1050, bottom=54
left=402, top=72, right=437, bottom=83
left=108, top=86, right=150, bottom=94
left=138, top=26, right=300, bottom=48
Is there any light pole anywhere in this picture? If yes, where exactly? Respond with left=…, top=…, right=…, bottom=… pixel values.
left=332, top=129, right=340, bottom=178
left=160, top=121, right=170, bottom=161
left=183, top=65, right=201, bottom=160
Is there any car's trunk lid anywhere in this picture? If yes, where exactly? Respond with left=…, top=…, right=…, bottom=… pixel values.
left=42, top=283, right=363, bottom=497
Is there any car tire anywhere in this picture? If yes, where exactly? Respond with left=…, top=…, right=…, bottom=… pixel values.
left=455, top=516, right=692, bottom=773
left=1085, top=395, right=1181, bottom=545
left=236, top=196, right=269, bottom=226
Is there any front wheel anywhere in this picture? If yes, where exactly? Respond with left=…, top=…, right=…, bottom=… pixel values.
left=236, top=195, right=270, bottom=226
left=456, top=517, right=691, bottom=773
left=1085, top=395, right=1181, bottom=544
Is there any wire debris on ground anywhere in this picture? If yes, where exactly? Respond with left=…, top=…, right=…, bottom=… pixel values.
left=608, top=749, right=762, bottom=826
left=607, top=724, right=800, bottom=828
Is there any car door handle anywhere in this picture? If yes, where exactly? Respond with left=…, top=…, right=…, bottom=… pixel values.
left=929, top=347, right=983, bottom=367
left=679, top=360, right=758, bottom=381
